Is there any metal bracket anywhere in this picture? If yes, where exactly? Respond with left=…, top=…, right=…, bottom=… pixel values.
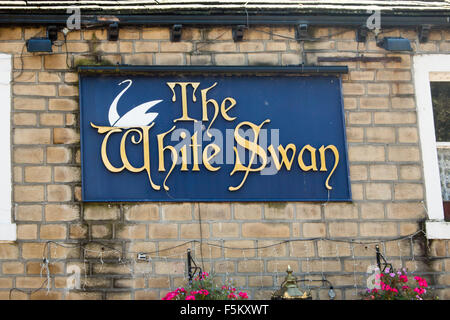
left=108, top=22, right=119, bottom=41
left=295, top=24, right=309, bottom=41
left=232, top=25, right=245, bottom=42
left=187, top=249, right=202, bottom=284
left=356, top=27, right=368, bottom=42
left=171, top=24, right=182, bottom=42
left=375, top=244, right=393, bottom=272
left=419, top=25, right=431, bottom=43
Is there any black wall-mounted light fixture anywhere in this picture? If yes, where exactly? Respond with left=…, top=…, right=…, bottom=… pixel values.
left=419, top=25, right=431, bottom=43
left=26, top=25, right=58, bottom=53
left=171, top=24, right=182, bottom=42
left=232, top=25, right=245, bottom=42
left=376, top=37, right=412, bottom=51
left=108, top=22, right=119, bottom=41
left=47, top=26, right=58, bottom=42
left=295, top=24, right=309, bottom=41
left=356, top=27, right=368, bottom=42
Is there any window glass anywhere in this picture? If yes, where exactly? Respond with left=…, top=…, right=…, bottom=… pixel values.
left=431, top=81, right=450, bottom=208
left=430, top=82, right=450, bottom=142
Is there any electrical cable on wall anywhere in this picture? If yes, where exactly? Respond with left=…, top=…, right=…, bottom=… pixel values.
left=34, top=229, right=435, bottom=257
left=8, top=229, right=447, bottom=300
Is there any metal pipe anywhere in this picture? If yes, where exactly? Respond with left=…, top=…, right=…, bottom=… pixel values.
left=318, top=56, right=402, bottom=63
left=77, top=65, right=349, bottom=74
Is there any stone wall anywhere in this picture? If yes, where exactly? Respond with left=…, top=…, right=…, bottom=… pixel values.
left=1, top=25, right=449, bottom=300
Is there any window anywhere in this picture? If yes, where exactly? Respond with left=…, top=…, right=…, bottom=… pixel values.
left=430, top=77, right=450, bottom=221
left=430, top=81, right=450, bottom=143
left=414, top=55, right=450, bottom=239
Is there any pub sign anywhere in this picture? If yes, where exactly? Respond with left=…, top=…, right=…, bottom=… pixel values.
left=79, top=74, right=351, bottom=202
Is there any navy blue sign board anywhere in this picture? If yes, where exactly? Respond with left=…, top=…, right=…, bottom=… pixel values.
left=79, top=73, right=351, bottom=202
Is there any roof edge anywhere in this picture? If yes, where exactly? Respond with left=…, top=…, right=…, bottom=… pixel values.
left=0, top=13, right=449, bottom=27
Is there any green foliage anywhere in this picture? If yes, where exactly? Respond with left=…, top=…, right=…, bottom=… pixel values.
left=266, top=202, right=287, bottom=209
left=74, top=58, right=115, bottom=67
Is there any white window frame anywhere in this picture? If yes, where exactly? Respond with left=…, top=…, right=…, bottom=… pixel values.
left=0, top=53, right=15, bottom=241
left=413, top=54, right=450, bottom=239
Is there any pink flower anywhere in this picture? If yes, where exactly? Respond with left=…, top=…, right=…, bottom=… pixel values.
left=162, top=291, right=178, bottom=300
left=238, top=292, right=248, bottom=299
left=402, top=285, right=409, bottom=290
left=228, top=293, right=236, bottom=299
left=414, top=287, right=425, bottom=295
left=201, top=289, right=209, bottom=296
left=186, top=295, right=196, bottom=300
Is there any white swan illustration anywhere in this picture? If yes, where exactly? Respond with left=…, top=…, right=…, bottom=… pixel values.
left=108, top=79, right=162, bottom=127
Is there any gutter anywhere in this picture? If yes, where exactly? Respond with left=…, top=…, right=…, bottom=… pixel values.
left=77, top=65, right=349, bottom=74
left=0, top=13, right=448, bottom=27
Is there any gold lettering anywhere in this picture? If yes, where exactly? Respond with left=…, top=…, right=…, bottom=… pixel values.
left=91, top=123, right=160, bottom=190
left=157, top=126, right=178, bottom=191
left=140, top=125, right=160, bottom=190
left=267, top=144, right=296, bottom=171
left=229, top=120, right=270, bottom=191
left=319, top=145, right=340, bottom=190
left=120, top=127, right=160, bottom=190
left=190, top=131, right=200, bottom=172
left=202, top=143, right=221, bottom=172
left=120, top=128, right=144, bottom=173
left=167, top=82, right=200, bottom=122
left=298, top=144, right=318, bottom=171
left=96, top=125, right=125, bottom=173
left=221, top=97, right=237, bottom=122
left=179, top=131, right=188, bottom=172
left=201, top=82, right=219, bottom=137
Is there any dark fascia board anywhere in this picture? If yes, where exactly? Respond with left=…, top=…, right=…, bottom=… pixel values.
left=0, top=13, right=449, bottom=27
left=77, top=65, right=349, bottom=74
